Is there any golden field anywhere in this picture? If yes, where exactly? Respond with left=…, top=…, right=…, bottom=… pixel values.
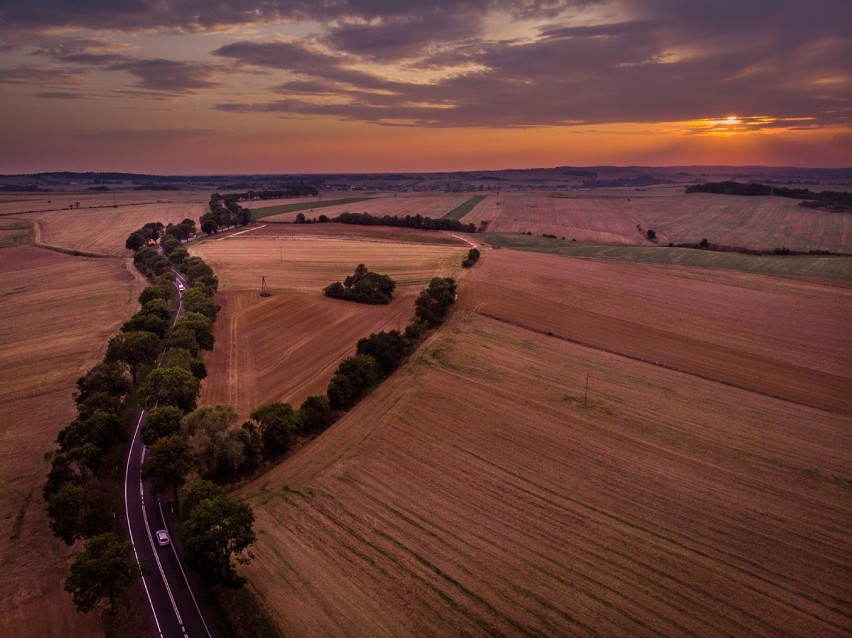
left=0, top=246, right=145, bottom=638
left=238, top=305, right=851, bottom=636
left=189, top=231, right=469, bottom=418
left=465, top=191, right=851, bottom=253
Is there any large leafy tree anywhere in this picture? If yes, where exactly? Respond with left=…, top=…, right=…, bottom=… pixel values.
left=142, top=434, right=194, bottom=506
left=141, top=405, right=184, bottom=445
left=56, top=411, right=124, bottom=453
left=46, top=482, right=111, bottom=545
left=183, top=404, right=245, bottom=480
left=74, top=362, right=131, bottom=406
left=105, top=330, right=161, bottom=383
left=139, top=366, right=200, bottom=413
left=299, top=394, right=337, bottom=434
left=64, top=533, right=136, bottom=613
left=172, top=312, right=214, bottom=351
left=250, top=402, right=301, bottom=456
left=180, top=480, right=255, bottom=588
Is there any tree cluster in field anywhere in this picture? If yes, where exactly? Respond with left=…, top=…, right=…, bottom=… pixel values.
left=296, top=210, right=477, bottom=233
left=44, top=212, right=255, bottom=615
left=324, top=264, right=396, bottom=304
left=462, top=248, right=480, bottom=268
left=201, top=194, right=252, bottom=235
left=125, top=218, right=197, bottom=252
left=686, top=181, right=852, bottom=212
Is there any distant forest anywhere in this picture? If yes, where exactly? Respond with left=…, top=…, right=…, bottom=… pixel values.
left=687, top=181, right=852, bottom=212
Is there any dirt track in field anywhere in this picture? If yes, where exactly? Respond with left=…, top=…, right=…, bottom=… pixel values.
left=459, top=249, right=852, bottom=414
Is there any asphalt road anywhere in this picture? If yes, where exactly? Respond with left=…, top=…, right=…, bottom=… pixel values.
left=123, top=269, right=217, bottom=637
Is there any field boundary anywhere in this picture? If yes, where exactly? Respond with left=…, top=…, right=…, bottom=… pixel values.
left=475, top=309, right=850, bottom=416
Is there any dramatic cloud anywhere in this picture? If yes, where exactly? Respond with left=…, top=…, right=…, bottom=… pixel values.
left=0, top=0, right=849, bottom=171
left=107, top=59, right=221, bottom=93
left=0, top=1, right=572, bottom=33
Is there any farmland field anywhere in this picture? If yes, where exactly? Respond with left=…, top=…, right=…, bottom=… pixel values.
left=483, top=234, right=852, bottom=279
left=238, top=307, right=851, bottom=637
left=459, top=250, right=852, bottom=414
left=189, top=234, right=469, bottom=417
left=459, top=192, right=851, bottom=253
left=0, top=246, right=145, bottom=638
left=11, top=199, right=208, bottom=256
left=0, top=189, right=206, bottom=216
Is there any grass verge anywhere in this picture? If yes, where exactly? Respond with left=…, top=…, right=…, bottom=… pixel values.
left=251, top=197, right=374, bottom=220
left=481, top=233, right=852, bottom=280
left=443, top=195, right=486, bottom=221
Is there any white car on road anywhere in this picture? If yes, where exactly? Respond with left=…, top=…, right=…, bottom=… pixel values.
left=155, top=529, right=170, bottom=546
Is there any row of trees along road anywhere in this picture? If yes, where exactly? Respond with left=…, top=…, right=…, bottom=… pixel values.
left=44, top=202, right=256, bottom=618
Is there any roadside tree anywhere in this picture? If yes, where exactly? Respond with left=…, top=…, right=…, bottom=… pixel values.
left=65, top=533, right=136, bottom=613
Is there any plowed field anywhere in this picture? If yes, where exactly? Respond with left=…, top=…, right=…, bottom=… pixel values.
left=240, top=310, right=851, bottom=637
left=0, top=246, right=144, bottom=638
left=190, top=235, right=468, bottom=417
left=459, top=250, right=852, bottom=414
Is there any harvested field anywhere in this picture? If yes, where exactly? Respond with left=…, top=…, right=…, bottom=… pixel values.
left=13, top=199, right=208, bottom=256
left=632, top=192, right=852, bottom=253
left=240, top=310, right=852, bottom=637
left=190, top=235, right=467, bottom=291
left=0, top=246, right=144, bottom=638
left=472, top=192, right=646, bottom=243
left=459, top=250, right=852, bottom=414
left=0, top=219, right=30, bottom=248
left=261, top=193, right=473, bottom=223
left=234, top=221, right=471, bottom=245
left=190, top=235, right=468, bottom=418
left=201, top=290, right=417, bottom=418
left=0, top=189, right=206, bottom=216
left=464, top=192, right=851, bottom=253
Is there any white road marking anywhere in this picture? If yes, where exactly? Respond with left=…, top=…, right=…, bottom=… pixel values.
left=158, top=497, right=214, bottom=638
left=140, top=461, right=185, bottom=632
left=124, top=410, right=164, bottom=637
left=218, top=224, right=266, bottom=240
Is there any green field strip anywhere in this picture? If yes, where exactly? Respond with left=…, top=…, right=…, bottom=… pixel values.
left=481, top=234, right=852, bottom=280
left=442, top=195, right=486, bottom=221
left=251, top=197, right=375, bottom=220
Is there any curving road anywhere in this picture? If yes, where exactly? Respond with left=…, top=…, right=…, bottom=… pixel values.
left=123, top=269, right=217, bottom=637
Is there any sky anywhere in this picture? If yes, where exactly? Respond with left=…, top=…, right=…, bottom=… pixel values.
left=0, top=0, right=850, bottom=174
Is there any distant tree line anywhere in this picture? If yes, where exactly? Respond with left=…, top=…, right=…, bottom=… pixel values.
left=296, top=210, right=477, bottom=233
left=686, top=181, right=852, bottom=211
left=324, top=264, right=396, bottom=304
left=215, top=184, right=318, bottom=203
